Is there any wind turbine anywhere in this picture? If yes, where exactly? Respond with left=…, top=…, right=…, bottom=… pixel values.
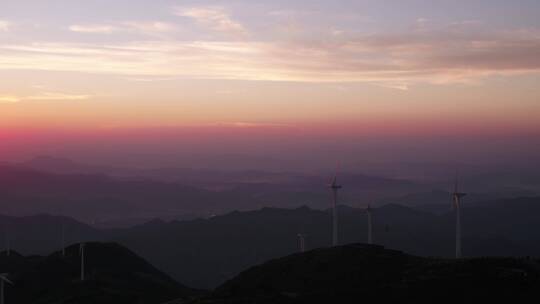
left=297, top=234, right=307, bottom=252
left=0, top=273, right=13, bottom=304
left=61, top=222, right=66, bottom=257
left=3, top=229, right=9, bottom=257
left=452, top=178, right=466, bottom=258
left=366, top=204, right=373, bottom=245
left=328, top=171, right=342, bottom=247
left=80, top=243, right=86, bottom=281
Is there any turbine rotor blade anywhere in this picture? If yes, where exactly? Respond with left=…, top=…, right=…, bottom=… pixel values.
left=330, top=161, right=341, bottom=185
left=0, top=275, right=13, bottom=285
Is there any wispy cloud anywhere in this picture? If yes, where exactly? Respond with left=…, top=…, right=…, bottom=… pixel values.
left=123, top=76, right=179, bottom=82
left=174, top=6, right=247, bottom=37
left=0, top=20, right=11, bottom=32
left=1, top=23, right=540, bottom=87
left=69, top=24, right=117, bottom=34
left=120, top=21, right=177, bottom=33
left=26, top=92, right=92, bottom=101
left=213, top=121, right=292, bottom=128
left=0, top=92, right=91, bottom=103
left=69, top=21, right=177, bottom=36
left=0, top=95, right=20, bottom=103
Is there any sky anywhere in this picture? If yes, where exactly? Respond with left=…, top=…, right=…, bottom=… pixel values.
left=0, top=0, right=539, bottom=168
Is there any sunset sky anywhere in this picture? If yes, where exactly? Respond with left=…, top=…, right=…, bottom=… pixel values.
left=1, top=0, right=539, bottom=167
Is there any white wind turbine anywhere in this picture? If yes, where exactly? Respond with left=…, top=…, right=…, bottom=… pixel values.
left=328, top=171, right=342, bottom=247
left=452, top=178, right=466, bottom=258
left=297, top=234, right=307, bottom=252
left=3, top=229, right=9, bottom=257
left=366, top=204, right=373, bottom=245
left=80, top=243, right=86, bottom=281
left=0, top=273, right=13, bottom=304
left=61, top=222, right=66, bottom=257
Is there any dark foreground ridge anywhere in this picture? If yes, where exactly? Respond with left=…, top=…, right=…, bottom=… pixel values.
left=0, top=242, right=198, bottom=304
left=178, top=243, right=540, bottom=303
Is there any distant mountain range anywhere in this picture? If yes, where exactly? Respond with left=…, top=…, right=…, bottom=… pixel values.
left=375, top=189, right=539, bottom=213
left=0, top=214, right=104, bottom=255
left=0, top=158, right=431, bottom=224
left=3, top=156, right=538, bottom=225
left=0, top=164, right=241, bottom=224
left=2, top=197, right=540, bottom=289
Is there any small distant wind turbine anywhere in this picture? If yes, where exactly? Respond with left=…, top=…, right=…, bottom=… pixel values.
left=366, top=204, right=373, bottom=245
left=452, top=177, right=466, bottom=259
left=80, top=243, right=86, bottom=281
left=297, top=234, right=307, bottom=252
left=0, top=273, right=13, bottom=304
left=328, top=170, right=342, bottom=247
left=61, top=222, right=66, bottom=257
left=3, top=230, right=9, bottom=257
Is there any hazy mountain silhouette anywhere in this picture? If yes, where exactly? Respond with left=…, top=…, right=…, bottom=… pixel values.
left=19, top=156, right=112, bottom=176
left=112, top=198, right=540, bottom=288
left=0, top=161, right=433, bottom=223
left=375, top=189, right=538, bottom=214
left=442, top=197, right=540, bottom=241
left=2, top=197, right=540, bottom=289
left=0, top=214, right=104, bottom=254
left=0, top=242, right=198, bottom=304
left=14, top=156, right=539, bottom=214
left=0, top=164, right=241, bottom=223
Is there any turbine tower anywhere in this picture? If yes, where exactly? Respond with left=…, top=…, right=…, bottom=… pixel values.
left=452, top=178, right=466, bottom=258
left=61, top=222, right=66, bottom=257
left=3, top=230, right=9, bottom=257
left=0, top=273, right=13, bottom=304
left=366, top=204, right=373, bottom=245
left=328, top=173, right=342, bottom=247
left=80, top=243, right=86, bottom=281
left=297, top=234, right=306, bottom=252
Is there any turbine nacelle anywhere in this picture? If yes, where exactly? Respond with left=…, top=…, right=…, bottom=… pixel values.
left=297, top=234, right=307, bottom=240
left=328, top=173, right=342, bottom=190
left=297, top=234, right=307, bottom=252
left=0, top=274, right=13, bottom=286
left=0, top=272, right=13, bottom=304
left=328, top=179, right=342, bottom=190
left=454, top=193, right=466, bottom=198
left=452, top=178, right=466, bottom=208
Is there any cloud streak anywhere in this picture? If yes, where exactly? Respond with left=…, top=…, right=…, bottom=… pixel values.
left=1, top=24, right=539, bottom=87
left=69, top=24, right=117, bottom=34
left=0, top=20, right=11, bottom=32
left=174, top=6, right=247, bottom=37
left=69, top=21, right=177, bottom=36
left=121, top=21, right=177, bottom=33
left=26, top=92, right=92, bottom=101
left=0, top=96, right=20, bottom=103
left=0, top=92, right=91, bottom=103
